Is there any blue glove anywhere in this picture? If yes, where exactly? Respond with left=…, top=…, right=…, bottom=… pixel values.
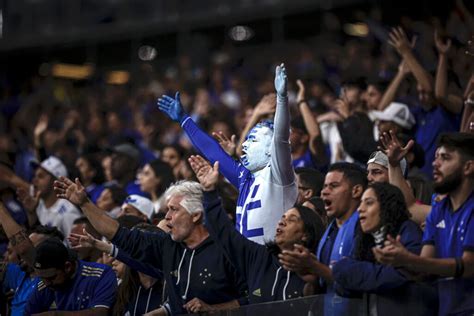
left=157, top=92, right=188, bottom=123
left=274, top=63, right=288, bottom=97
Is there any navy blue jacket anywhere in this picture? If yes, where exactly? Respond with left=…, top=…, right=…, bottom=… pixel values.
left=332, top=220, right=438, bottom=316
left=111, top=226, right=246, bottom=315
left=203, top=190, right=309, bottom=304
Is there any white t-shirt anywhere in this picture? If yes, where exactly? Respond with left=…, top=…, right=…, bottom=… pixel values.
left=36, top=199, right=83, bottom=238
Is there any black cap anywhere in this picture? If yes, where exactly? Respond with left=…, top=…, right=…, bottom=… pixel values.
left=34, top=238, right=72, bottom=272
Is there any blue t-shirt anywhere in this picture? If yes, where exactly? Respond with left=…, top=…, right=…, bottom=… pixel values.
left=411, top=105, right=460, bottom=179
left=422, top=192, right=474, bottom=315
left=25, top=261, right=117, bottom=315
left=2, top=264, right=39, bottom=316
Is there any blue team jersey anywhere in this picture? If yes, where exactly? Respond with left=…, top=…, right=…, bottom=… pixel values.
left=25, top=261, right=117, bottom=315
left=3, top=264, right=39, bottom=316
left=422, top=192, right=474, bottom=315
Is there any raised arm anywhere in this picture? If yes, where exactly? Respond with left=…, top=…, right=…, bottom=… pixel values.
left=379, top=131, right=431, bottom=225
left=54, top=177, right=119, bottom=240
left=271, top=63, right=294, bottom=186
left=189, top=155, right=264, bottom=277
left=0, top=202, right=35, bottom=266
left=434, top=30, right=463, bottom=114
left=388, top=27, right=433, bottom=95
left=378, top=58, right=412, bottom=111
left=157, top=92, right=240, bottom=187
left=296, top=80, right=328, bottom=167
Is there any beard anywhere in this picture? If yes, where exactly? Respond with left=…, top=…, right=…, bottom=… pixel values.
left=433, top=167, right=463, bottom=194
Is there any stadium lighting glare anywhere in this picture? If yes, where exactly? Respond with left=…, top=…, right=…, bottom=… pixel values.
left=343, top=23, right=369, bottom=37
left=106, top=70, right=130, bottom=85
left=138, top=45, right=157, bottom=61
left=51, top=63, right=95, bottom=80
left=229, top=25, right=254, bottom=42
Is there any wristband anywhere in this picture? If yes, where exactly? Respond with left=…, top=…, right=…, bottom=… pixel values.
left=297, top=99, right=308, bottom=106
left=455, top=257, right=464, bottom=278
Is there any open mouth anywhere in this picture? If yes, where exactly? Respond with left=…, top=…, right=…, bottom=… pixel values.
left=323, top=199, right=332, bottom=210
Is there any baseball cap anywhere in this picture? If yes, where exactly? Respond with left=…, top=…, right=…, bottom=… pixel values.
left=33, top=238, right=74, bottom=275
left=112, top=143, right=141, bottom=162
left=367, top=151, right=407, bottom=175
left=372, top=102, right=415, bottom=130
left=124, top=195, right=154, bottom=219
left=31, top=156, right=68, bottom=178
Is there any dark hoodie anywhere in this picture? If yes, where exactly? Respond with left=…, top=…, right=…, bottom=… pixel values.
left=111, top=226, right=247, bottom=315
left=203, top=190, right=312, bottom=304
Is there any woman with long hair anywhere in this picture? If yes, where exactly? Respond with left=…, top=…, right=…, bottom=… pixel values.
left=332, top=182, right=437, bottom=315
left=137, top=159, right=175, bottom=213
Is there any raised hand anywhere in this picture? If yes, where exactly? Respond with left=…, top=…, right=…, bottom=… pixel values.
left=34, top=115, right=49, bottom=139
left=278, top=244, right=318, bottom=283
left=188, top=155, right=219, bottom=191
left=388, top=27, right=414, bottom=56
left=68, top=228, right=111, bottom=253
left=275, top=63, right=288, bottom=97
left=296, top=79, right=306, bottom=103
left=16, top=188, right=40, bottom=213
left=254, top=93, right=276, bottom=117
left=212, top=131, right=237, bottom=156
left=53, top=177, right=88, bottom=207
left=157, top=92, right=187, bottom=123
left=379, top=130, right=414, bottom=167
left=372, top=235, right=410, bottom=267
left=434, top=30, right=451, bottom=55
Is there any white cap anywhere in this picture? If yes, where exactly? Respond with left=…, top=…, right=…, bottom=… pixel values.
left=367, top=151, right=407, bottom=176
left=124, top=195, right=154, bottom=219
left=372, top=102, right=415, bottom=129
left=32, top=156, right=68, bottom=178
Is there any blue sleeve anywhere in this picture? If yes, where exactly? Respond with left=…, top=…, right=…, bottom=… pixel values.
left=203, top=190, right=268, bottom=280
left=88, top=267, right=118, bottom=309
left=115, top=249, right=163, bottom=279
left=181, top=117, right=240, bottom=187
left=24, top=287, right=52, bottom=315
left=422, top=205, right=437, bottom=246
left=333, top=221, right=423, bottom=293
left=111, top=227, right=166, bottom=271
left=3, top=264, right=20, bottom=292
left=463, top=208, right=474, bottom=251
left=333, top=258, right=408, bottom=293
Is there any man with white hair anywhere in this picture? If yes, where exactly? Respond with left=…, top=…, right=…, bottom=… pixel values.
left=53, top=177, right=247, bottom=315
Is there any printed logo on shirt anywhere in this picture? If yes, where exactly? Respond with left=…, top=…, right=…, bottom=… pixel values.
left=50, top=301, right=57, bottom=310
left=57, top=205, right=67, bottom=215
left=252, top=288, right=262, bottom=297
left=436, top=220, right=446, bottom=229
left=239, top=171, right=244, bottom=178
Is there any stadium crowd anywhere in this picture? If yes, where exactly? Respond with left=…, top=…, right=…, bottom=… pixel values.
left=0, top=1, right=473, bottom=315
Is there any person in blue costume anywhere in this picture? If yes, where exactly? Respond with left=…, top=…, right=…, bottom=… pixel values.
left=279, top=162, right=367, bottom=315
left=375, top=132, right=474, bottom=316
left=157, top=63, right=297, bottom=245
left=188, top=155, right=325, bottom=305
left=333, top=182, right=437, bottom=315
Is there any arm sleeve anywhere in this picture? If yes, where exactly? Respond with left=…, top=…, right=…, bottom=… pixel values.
left=115, top=248, right=163, bottom=279
left=422, top=207, right=437, bottom=246
left=24, top=288, right=51, bottom=315
left=88, top=267, right=118, bottom=309
left=203, top=190, right=266, bottom=279
left=270, top=94, right=294, bottom=186
left=333, top=258, right=408, bottom=293
left=111, top=227, right=166, bottom=271
left=181, top=117, right=240, bottom=187
left=463, top=212, right=474, bottom=251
